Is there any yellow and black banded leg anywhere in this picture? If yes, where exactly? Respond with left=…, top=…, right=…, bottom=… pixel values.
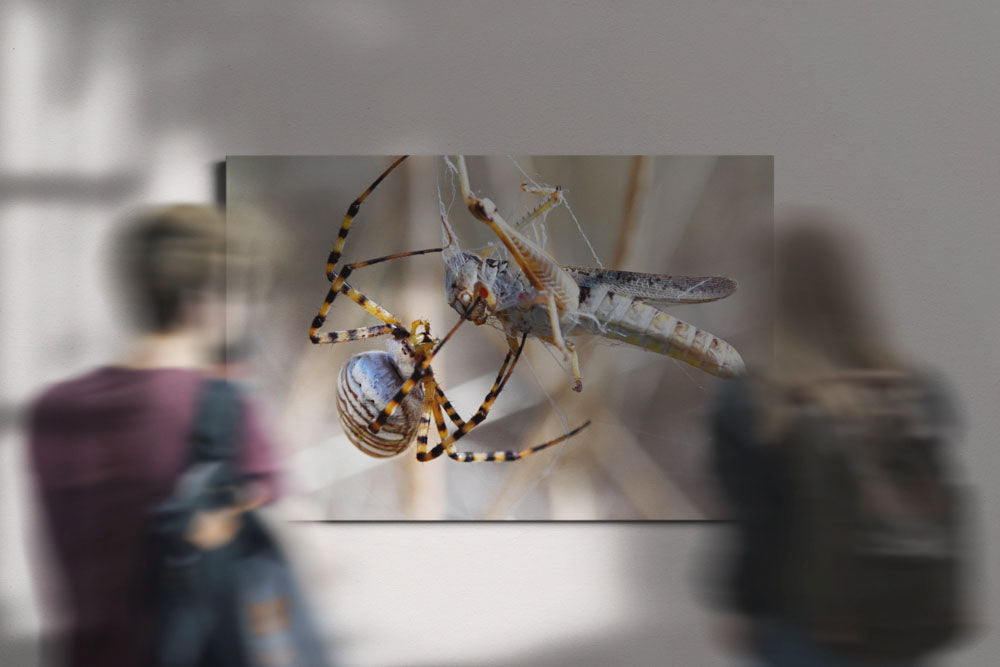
left=434, top=377, right=591, bottom=462
left=309, top=277, right=407, bottom=344
left=325, top=155, right=408, bottom=280
left=435, top=387, right=466, bottom=429
left=431, top=364, right=529, bottom=461
left=310, top=247, right=443, bottom=343
left=418, top=399, right=452, bottom=461
left=444, top=420, right=591, bottom=462
left=430, top=377, right=505, bottom=449
left=430, top=333, right=590, bottom=462
left=367, top=315, right=469, bottom=434
left=313, top=323, right=398, bottom=345
left=435, top=334, right=527, bottom=430
left=415, top=383, right=446, bottom=462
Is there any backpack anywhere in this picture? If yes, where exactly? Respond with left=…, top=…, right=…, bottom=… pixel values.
left=149, top=379, right=331, bottom=667
left=778, top=373, right=969, bottom=663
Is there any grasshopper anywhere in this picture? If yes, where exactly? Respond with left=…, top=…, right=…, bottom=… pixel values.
left=442, top=155, right=746, bottom=391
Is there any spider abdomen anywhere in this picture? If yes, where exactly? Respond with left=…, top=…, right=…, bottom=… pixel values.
left=337, top=351, right=424, bottom=458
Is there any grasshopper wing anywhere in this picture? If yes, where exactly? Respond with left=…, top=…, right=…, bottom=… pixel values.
left=565, top=266, right=737, bottom=305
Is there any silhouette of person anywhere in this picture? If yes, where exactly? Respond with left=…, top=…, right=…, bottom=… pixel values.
left=28, top=205, right=280, bottom=666
left=709, top=215, right=967, bottom=666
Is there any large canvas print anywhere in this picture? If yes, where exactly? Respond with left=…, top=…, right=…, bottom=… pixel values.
left=226, top=156, right=772, bottom=520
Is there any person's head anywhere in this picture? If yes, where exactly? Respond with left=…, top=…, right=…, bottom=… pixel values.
left=117, top=204, right=228, bottom=336
left=773, top=211, right=899, bottom=377
left=764, top=211, right=908, bottom=424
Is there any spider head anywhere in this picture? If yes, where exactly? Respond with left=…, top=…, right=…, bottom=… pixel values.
left=388, top=319, right=436, bottom=378
left=406, top=319, right=436, bottom=357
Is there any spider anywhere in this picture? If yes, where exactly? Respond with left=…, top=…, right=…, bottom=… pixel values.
left=309, top=157, right=590, bottom=462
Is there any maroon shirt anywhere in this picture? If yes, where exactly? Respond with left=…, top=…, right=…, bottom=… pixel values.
left=28, top=366, right=280, bottom=666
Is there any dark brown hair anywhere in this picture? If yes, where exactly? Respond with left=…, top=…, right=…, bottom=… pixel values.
left=117, top=205, right=227, bottom=332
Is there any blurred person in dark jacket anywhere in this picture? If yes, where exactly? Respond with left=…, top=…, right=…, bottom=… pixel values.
left=709, top=215, right=971, bottom=666
left=28, top=205, right=280, bottom=666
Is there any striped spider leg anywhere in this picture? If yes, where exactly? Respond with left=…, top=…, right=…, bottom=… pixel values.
left=308, top=155, right=444, bottom=346
left=444, top=156, right=746, bottom=389
left=337, top=318, right=591, bottom=462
